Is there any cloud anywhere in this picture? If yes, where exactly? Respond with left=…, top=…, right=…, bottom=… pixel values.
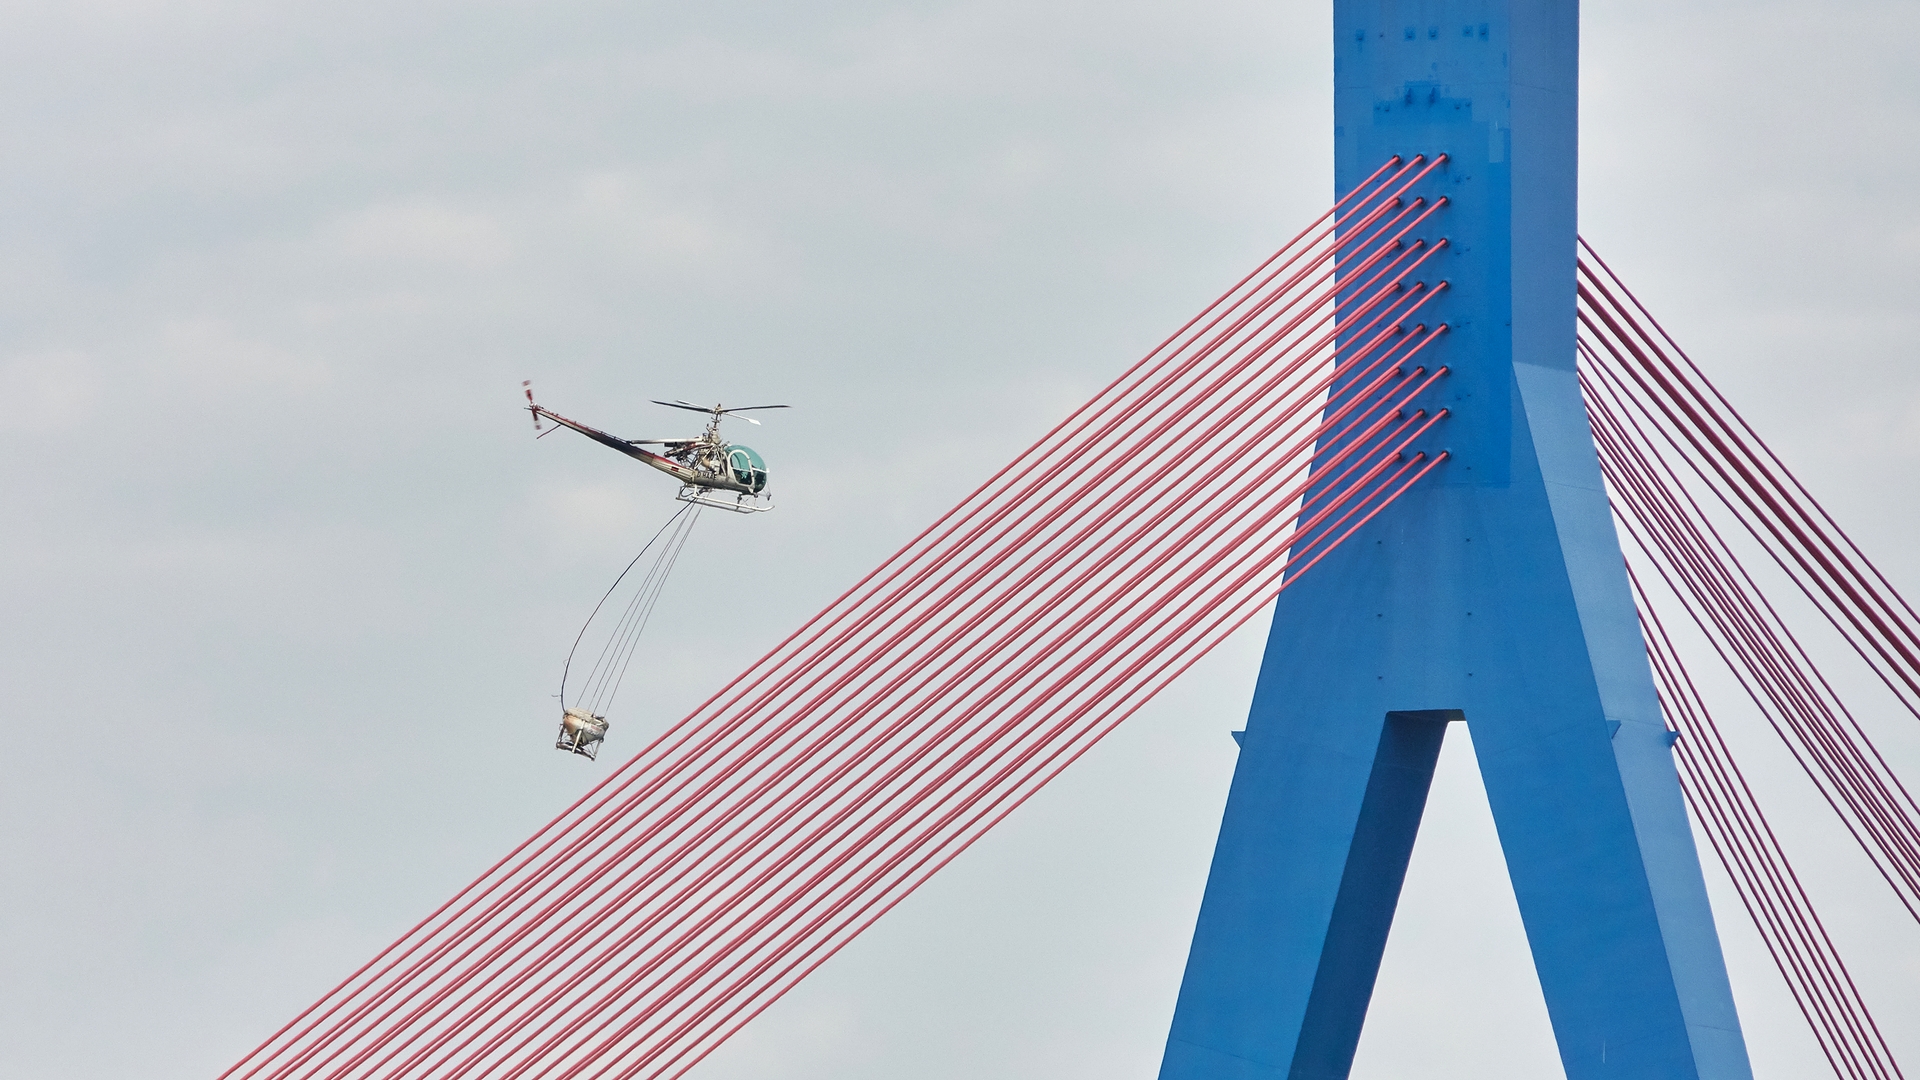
left=567, top=171, right=766, bottom=277
left=329, top=200, right=514, bottom=269
left=0, top=349, right=102, bottom=434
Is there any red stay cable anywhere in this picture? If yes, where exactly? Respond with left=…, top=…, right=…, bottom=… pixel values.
left=236, top=161, right=1443, bottom=1076
left=629, top=450, right=1456, bottom=1080
left=1586, top=374, right=1920, bottom=907
left=1577, top=278, right=1920, bottom=709
left=558, top=449, right=1450, bottom=1080
left=389, top=374, right=1443, bottom=1068
left=416, top=393, right=1443, bottom=1068
left=1618, top=466, right=1900, bottom=1079
left=259, top=224, right=1397, bottom=1068
left=1629, top=554, right=1900, bottom=1078
left=1582, top=239, right=1920, bottom=665
left=352, top=335, right=1432, bottom=1077
left=1582, top=355, right=1920, bottom=896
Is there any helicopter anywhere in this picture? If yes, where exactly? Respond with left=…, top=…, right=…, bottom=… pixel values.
left=523, top=383, right=789, bottom=513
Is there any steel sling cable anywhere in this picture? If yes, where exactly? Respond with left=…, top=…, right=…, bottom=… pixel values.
left=574, top=507, right=702, bottom=719
left=590, top=508, right=702, bottom=718
left=559, top=504, right=694, bottom=716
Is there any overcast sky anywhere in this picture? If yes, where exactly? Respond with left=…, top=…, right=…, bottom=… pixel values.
left=3, top=1, right=1919, bottom=1078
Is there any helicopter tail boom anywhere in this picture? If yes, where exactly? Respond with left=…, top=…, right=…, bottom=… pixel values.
left=528, top=404, right=693, bottom=478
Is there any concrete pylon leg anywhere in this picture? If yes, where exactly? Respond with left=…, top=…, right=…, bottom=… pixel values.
left=1156, top=3, right=1753, bottom=1078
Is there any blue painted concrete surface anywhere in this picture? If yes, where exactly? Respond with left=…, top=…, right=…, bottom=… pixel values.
left=1157, top=4, right=1752, bottom=1078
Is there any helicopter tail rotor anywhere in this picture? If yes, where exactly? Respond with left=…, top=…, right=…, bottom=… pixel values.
left=524, top=380, right=542, bottom=432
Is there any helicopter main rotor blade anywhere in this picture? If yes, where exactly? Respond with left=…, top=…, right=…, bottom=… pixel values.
left=651, top=399, right=717, bottom=414
left=626, top=438, right=699, bottom=445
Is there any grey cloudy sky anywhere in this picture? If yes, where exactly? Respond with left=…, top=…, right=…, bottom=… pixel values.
left=3, top=1, right=1918, bottom=1078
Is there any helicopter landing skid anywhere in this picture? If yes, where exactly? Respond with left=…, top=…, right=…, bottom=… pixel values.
left=676, top=485, right=774, bottom=514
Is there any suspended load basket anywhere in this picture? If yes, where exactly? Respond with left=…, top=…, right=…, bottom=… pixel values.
left=553, top=504, right=701, bottom=760
left=556, top=707, right=609, bottom=759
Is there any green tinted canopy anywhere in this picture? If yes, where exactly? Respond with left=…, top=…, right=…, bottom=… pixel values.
left=725, top=445, right=768, bottom=493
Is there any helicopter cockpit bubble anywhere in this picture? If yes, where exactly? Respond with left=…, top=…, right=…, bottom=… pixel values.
left=726, top=445, right=768, bottom=494
left=557, top=707, right=610, bottom=760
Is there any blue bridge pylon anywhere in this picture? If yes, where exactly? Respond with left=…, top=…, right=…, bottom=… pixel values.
left=1158, top=5, right=1755, bottom=1079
